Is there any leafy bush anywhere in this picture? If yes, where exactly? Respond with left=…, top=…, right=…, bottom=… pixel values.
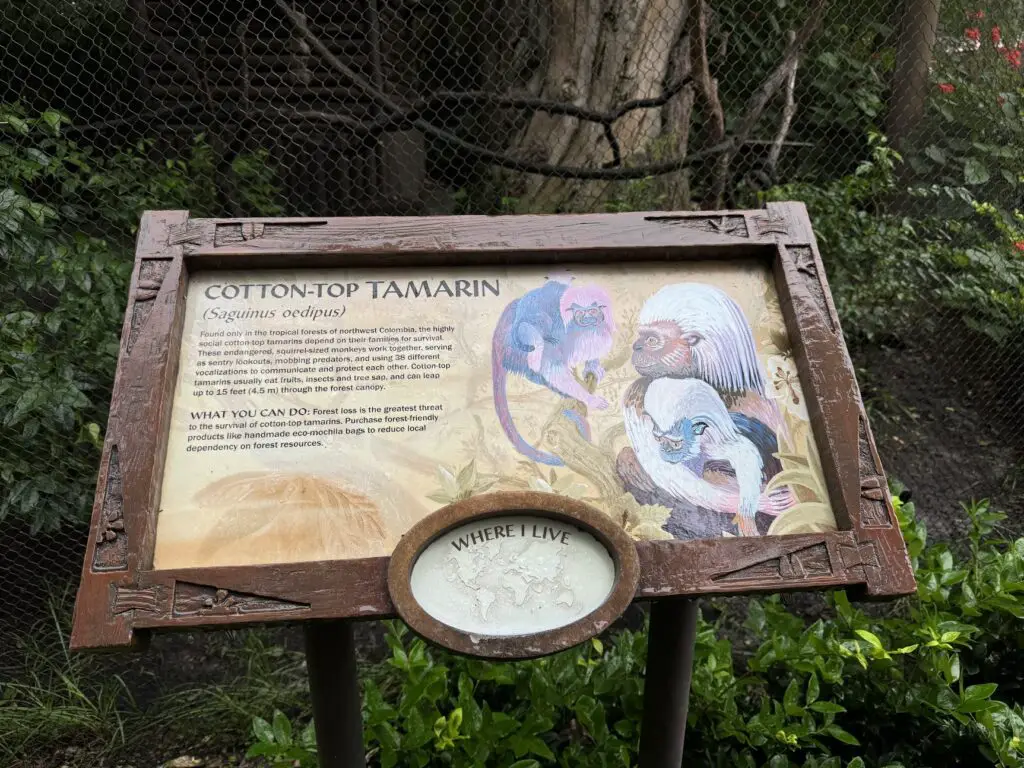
left=248, top=493, right=1024, bottom=767
left=761, top=133, right=1024, bottom=345
left=911, top=1, right=1024, bottom=204
left=0, top=105, right=282, bottom=530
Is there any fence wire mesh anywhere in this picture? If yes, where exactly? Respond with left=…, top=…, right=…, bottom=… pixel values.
left=1, top=0, right=1023, bottom=745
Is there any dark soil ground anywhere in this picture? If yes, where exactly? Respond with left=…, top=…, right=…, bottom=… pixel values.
left=855, top=336, right=1024, bottom=540
left=7, top=333, right=1024, bottom=768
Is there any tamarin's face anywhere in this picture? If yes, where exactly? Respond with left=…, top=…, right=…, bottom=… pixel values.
left=651, top=417, right=707, bottom=464
left=632, top=321, right=704, bottom=377
left=567, top=302, right=606, bottom=328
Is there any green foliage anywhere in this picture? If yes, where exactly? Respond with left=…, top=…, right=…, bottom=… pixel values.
left=715, top=1, right=895, bottom=182
left=911, top=0, right=1024, bottom=202
left=0, top=590, right=136, bottom=760
left=245, top=492, right=1024, bottom=767
left=0, top=104, right=283, bottom=531
left=247, top=710, right=318, bottom=766
left=761, top=133, right=1024, bottom=344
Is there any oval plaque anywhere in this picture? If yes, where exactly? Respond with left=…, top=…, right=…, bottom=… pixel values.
left=388, top=492, right=640, bottom=659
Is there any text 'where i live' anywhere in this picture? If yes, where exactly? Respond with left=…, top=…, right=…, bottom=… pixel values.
left=450, top=523, right=574, bottom=552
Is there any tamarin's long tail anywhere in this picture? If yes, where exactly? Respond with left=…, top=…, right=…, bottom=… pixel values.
left=492, top=307, right=564, bottom=466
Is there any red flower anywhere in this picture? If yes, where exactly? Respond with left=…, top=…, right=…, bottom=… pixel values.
left=1014, top=241, right=1024, bottom=252
left=1004, top=48, right=1023, bottom=69
left=938, top=82, right=956, bottom=94
left=966, top=27, right=981, bottom=41
left=967, top=9, right=986, bottom=19
left=992, top=26, right=1002, bottom=44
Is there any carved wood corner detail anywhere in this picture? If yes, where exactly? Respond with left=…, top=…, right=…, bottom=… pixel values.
left=750, top=210, right=791, bottom=238
left=645, top=214, right=749, bottom=238
left=838, top=540, right=881, bottom=578
left=858, top=415, right=894, bottom=528
left=167, top=222, right=206, bottom=247
left=112, top=584, right=168, bottom=616
left=713, top=542, right=832, bottom=584
left=788, top=245, right=837, bottom=333
left=212, top=219, right=328, bottom=248
left=92, top=446, right=127, bottom=572
left=172, top=582, right=310, bottom=618
left=126, top=259, right=174, bottom=354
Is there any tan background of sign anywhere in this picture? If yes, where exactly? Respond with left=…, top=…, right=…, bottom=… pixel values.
left=154, top=261, right=836, bottom=569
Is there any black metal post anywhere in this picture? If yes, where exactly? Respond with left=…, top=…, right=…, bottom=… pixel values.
left=304, top=619, right=365, bottom=768
left=638, top=599, right=700, bottom=768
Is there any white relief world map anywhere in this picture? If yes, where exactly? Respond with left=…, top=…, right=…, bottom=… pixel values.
left=444, top=538, right=576, bottom=623
left=410, top=516, right=618, bottom=637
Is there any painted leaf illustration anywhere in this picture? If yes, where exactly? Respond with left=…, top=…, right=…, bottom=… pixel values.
left=457, top=460, right=478, bottom=491
left=767, top=502, right=837, bottom=535
left=765, top=468, right=825, bottom=500
left=775, top=452, right=810, bottom=467
left=191, top=472, right=391, bottom=561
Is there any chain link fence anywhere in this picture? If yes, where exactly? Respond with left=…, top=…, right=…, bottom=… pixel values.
left=1, top=0, right=1023, bottom=737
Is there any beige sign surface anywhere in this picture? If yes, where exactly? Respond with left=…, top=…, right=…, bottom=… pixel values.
left=154, top=263, right=837, bottom=569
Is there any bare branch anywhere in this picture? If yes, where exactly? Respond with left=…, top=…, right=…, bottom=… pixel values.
left=691, top=0, right=729, bottom=207
left=732, top=0, right=827, bottom=143
left=767, top=31, right=800, bottom=178
left=274, top=0, right=722, bottom=180
left=705, top=0, right=828, bottom=206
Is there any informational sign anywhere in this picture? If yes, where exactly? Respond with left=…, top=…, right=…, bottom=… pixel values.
left=71, top=206, right=915, bottom=656
left=155, top=262, right=836, bottom=570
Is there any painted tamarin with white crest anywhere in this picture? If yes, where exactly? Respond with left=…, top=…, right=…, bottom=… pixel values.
left=643, top=378, right=770, bottom=536
left=492, top=277, right=614, bottom=466
left=621, top=282, right=793, bottom=524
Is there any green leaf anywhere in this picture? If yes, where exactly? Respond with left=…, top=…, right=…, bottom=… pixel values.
left=825, top=724, right=860, bottom=745
left=272, top=710, right=292, bottom=746
left=964, top=683, right=998, bottom=701
left=41, top=110, right=63, bottom=133
left=807, top=673, right=820, bottom=705
left=855, top=629, right=884, bottom=649
left=809, top=701, right=846, bottom=714
left=299, top=721, right=317, bottom=749
left=252, top=716, right=274, bottom=744
left=924, top=145, right=946, bottom=165
left=4, top=116, right=30, bottom=135
left=783, top=679, right=803, bottom=715
left=509, top=762, right=541, bottom=768
left=964, top=158, right=990, bottom=185
left=244, top=743, right=278, bottom=758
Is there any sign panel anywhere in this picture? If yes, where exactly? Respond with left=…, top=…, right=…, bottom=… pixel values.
left=70, top=206, right=916, bottom=653
left=155, top=262, right=836, bottom=570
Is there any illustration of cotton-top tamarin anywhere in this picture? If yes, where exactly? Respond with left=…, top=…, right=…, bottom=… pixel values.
left=492, top=277, right=614, bottom=466
left=622, top=282, right=793, bottom=520
left=643, top=378, right=768, bottom=536
left=629, top=281, right=786, bottom=435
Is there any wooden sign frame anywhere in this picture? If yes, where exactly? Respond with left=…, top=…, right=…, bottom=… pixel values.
left=71, top=202, right=915, bottom=652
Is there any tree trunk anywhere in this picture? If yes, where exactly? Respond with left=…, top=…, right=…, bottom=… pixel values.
left=886, top=0, right=941, bottom=149
left=510, top=0, right=691, bottom=212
